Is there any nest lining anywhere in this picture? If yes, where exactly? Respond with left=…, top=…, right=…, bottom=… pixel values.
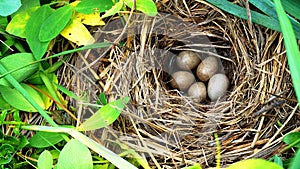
left=58, top=1, right=300, bottom=168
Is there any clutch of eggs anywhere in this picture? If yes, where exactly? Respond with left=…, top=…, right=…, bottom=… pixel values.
left=170, top=51, right=229, bottom=101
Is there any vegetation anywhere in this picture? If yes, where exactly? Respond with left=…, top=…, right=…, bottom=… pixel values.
left=0, top=0, right=299, bottom=168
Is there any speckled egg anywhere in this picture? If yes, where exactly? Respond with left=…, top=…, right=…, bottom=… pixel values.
left=196, top=56, right=218, bottom=81
left=187, top=82, right=207, bottom=102
left=176, top=51, right=201, bottom=70
left=170, top=71, right=195, bottom=90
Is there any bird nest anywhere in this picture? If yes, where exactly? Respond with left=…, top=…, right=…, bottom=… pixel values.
left=59, top=1, right=300, bottom=168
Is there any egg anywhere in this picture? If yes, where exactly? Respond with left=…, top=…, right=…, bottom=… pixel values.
left=170, top=71, right=195, bottom=90
left=196, top=56, right=218, bottom=81
left=176, top=51, right=201, bottom=70
left=207, top=73, right=229, bottom=101
left=187, top=82, right=207, bottom=102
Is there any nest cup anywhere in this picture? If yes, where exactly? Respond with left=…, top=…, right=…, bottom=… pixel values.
left=60, top=4, right=299, bottom=168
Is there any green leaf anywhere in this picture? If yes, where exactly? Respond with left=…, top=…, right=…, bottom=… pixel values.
left=272, top=155, right=283, bottom=167
left=283, top=132, right=300, bottom=148
left=78, top=97, right=130, bottom=131
left=0, top=0, right=21, bottom=16
left=101, top=0, right=124, bottom=18
left=0, top=144, right=14, bottom=165
left=282, top=0, right=300, bottom=21
left=5, top=7, right=39, bottom=38
left=0, top=53, right=38, bottom=87
left=290, top=150, right=300, bottom=169
left=40, top=72, right=65, bottom=108
left=75, top=0, right=113, bottom=14
left=206, top=0, right=300, bottom=40
left=274, top=0, right=300, bottom=103
left=34, top=84, right=53, bottom=110
left=17, top=135, right=29, bottom=150
left=57, top=139, right=93, bottom=169
left=0, top=16, right=8, bottom=27
left=97, top=92, right=108, bottom=105
left=56, top=84, right=82, bottom=101
left=0, top=61, right=57, bottom=126
left=29, top=132, right=64, bottom=148
left=226, top=159, right=283, bottom=169
left=248, top=0, right=300, bottom=40
left=26, top=5, right=54, bottom=59
left=13, top=0, right=40, bottom=16
left=0, top=95, right=10, bottom=109
left=0, top=83, right=45, bottom=112
left=38, top=150, right=53, bottom=169
left=124, top=0, right=157, bottom=16
left=39, top=5, right=73, bottom=42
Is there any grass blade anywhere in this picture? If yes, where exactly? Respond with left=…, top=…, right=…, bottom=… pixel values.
left=274, top=0, right=300, bottom=103
left=282, top=0, right=300, bottom=20
left=249, top=0, right=300, bottom=39
left=205, top=0, right=300, bottom=39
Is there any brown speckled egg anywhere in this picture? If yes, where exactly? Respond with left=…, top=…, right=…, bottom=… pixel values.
left=187, top=82, right=207, bottom=102
left=170, top=71, right=195, bottom=90
left=176, top=51, right=201, bottom=70
left=196, top=56, right=218, bottom=81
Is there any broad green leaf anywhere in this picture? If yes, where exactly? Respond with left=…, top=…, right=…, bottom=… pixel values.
left=38, top=150, right=53, bottom=169
left=0, top=83, right=45, bottom=112
left=12, top=0, right=40, bottom=16
left=6, top=7, right=39, bottom=38
left=0, top=0, right=21, bottom=16
left=0, top=16, right=8, bottom=27
left=283, top=132, right=300, bottom=148
left=22, top=125, right=138, bottom=169
left=29, top=132, right=64, bottom=148
left=0, top=95, right=10, bottom=109
left=75, top=0, right=113, bottom=14
left=60, top=19, right=95, bottom=46
left=0, top=62, right=57, bottom=126
left=79, top=97, right=130, bottom=131
left=17, top=135, right=29, bottom=150
left=22, top=83, right=46, bottom=109
left=34, top=85, right=53, bottom=110
left=101, top=0, right=124, bottom=18
left=26, top=5, right=54, bottom=60
left=226, top=159, right=283, bottom=169
left=274, top=0, right=300, bottom=103
left=290, top=150, right=300, bottom=169
left=0, top=53, right=38, bottom=87
left=56, top=139, right=93, bottom=169
left=124, top=0, right=157, bottom=17
left=0, top=144, right=14, bottom=164
left=39, top=5, right=73, bottom=42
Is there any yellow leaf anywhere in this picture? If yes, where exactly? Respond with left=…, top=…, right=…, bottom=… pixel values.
left=71, top=0, right=105, bottom=26
left=70, top=1, right=80, bottom=7
left=60, top=20, right=95, bottom=46
left=74, top=12, right=105, bottom=26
